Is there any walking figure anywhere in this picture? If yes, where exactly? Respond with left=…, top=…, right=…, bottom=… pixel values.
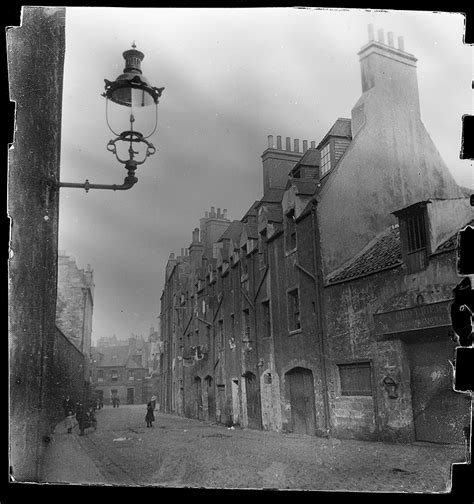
left=65, top=411, right=75, bottom=434
left=145, top=401, right=155, bottom=428
left=150, top=394, right=157, bottom=411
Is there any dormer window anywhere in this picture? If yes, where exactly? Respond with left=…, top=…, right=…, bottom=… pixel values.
left=320, top=143, right=331, bottom=177
left=394, top=202, right=429, bottom=274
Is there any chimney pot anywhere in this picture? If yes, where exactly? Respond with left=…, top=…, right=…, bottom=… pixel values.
left=387, top=31, right=394, bottom=47
left=170, top=253, right=175, bottom=259
left=276, top=135, right=282, bottom=150
left=368, top=23, right=375, bottom=41
left=398, top=36, right=405, bottom=51
left=310, top=141, right=316, bottom=149
left=223, top=209, right=227, bottom=219
left=217, top=207, right=221, bottom=218
left=303, top=140, right=308, bottom=151
left=267, top=135, right=274, bottom=149
left=211, top=206, right=215, bottom=217
left=294, top=139, right=299, bottom=152
left=286, top=137, right=291, bottom=151
left=377, top=29, right=385, bottom=44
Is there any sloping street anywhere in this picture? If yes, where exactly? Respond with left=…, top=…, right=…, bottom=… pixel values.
left=42, top=404, right=467, bottom=492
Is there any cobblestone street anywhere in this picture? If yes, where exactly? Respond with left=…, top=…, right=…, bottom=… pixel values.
left=42, top=404, right=467, bottom=492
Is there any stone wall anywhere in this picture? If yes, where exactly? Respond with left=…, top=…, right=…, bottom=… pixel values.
left=7, top=6, right=65, bottom=481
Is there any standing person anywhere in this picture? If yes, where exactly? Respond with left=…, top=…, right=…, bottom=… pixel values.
left=65, top=411, right=75, bottom=434
left=150, top=394, right=157, bottom=411
left=63, top=396, right=74, bottom=417
left=145, top=401, right=155, bottom=428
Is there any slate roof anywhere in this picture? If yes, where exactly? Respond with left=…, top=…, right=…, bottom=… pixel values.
left=261, top=188, right=285, bottom=203
left=327, top=225, right=402, bottom=284
left=317, top=118, right=352, bottom=149
left=217, top=220, right=243, bottom=242
left=298, top=147, right=320, bottom=167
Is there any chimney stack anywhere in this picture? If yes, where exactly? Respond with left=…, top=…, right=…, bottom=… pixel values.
left=398, top=36, right=405, bottom=51
left=377, top=29, right=385, bottom=44
left=294, top=139, right=299, bottom=152
left=276, top=135, right=282, bottom=150
left=285, top=137, right=291, bottom=151
left=310, top=141, right=316, bottom=148
left=223, top=208, right=227, bottom=219
left=387, top=31, right=394, bottom=47
left=192, top=228, right=200, bottom=243
left=368, top=23, right=375, bottom=42
left=303, top=140, right=308, bottom=152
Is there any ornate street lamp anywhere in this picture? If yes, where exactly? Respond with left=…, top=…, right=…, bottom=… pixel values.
left=58, top=43, right=164, bottom=192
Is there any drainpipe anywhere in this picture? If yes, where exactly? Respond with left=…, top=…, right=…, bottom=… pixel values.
left=311, top=200, right=331, bottom=436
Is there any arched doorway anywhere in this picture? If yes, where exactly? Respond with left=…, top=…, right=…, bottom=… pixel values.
left=243, top=371, right=261, bottom=429
left=285, top=367, right=316, bottom=435
left=205, top=375, right=216, bottom=421
left=194, top=376, right=203, bottom=420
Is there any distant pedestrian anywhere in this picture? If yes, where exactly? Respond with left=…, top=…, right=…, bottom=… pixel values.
left=65, top=411, right=75, bottom=434
left=145, top=401, right=155, bottom=428
left=150, top=395, right=157, bottom=411
left=63, top=396, right=74, bottom=417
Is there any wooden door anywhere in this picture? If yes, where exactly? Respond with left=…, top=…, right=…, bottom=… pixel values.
left=407, top=336, right=469, bottom=444
left=206, top=376, right=216, bottom=421
left=195, top=377, right=203, bottom=420
left=244, top=372, right=261, bottom=429
left=286, top=367, right=316, bottom=435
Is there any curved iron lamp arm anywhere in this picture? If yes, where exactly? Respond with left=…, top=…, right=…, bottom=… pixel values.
left=58, top=174, right=138, bottom=192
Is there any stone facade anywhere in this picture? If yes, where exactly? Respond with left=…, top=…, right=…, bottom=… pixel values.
left=7, top=6, right=66, bottom=481
left=56, top=251, right=94, bottom=356
left=90, top=336, right=152, bottom=406
left=158, top=26, right=472, bottom=444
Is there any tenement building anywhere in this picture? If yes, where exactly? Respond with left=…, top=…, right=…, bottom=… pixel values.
left=158, top=26, right=472, bottom=444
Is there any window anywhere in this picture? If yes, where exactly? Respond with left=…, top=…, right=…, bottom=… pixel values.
left=243, top=309, right=250, bottom=339
left=320, top=142, right=331, bottom=176
left=262, top=301, right=271, bottom=338
left=128, top=370, right=134, bottom=381
left=111, top=369, right=118, bottom=382
left=97, top=370, right=104, bottom=382
left=406, top=212, right=427, bottom=253
left=230, top=314, right=235, bottom=339
left=287, top=289, right=301, bottom=332
left=338, top=362, right=372, bottom=396
left=395, top=205, right=429, bottom=273
left=285, top=210, right=297, bottom=252
left=218, top=319, right=224, bottom=349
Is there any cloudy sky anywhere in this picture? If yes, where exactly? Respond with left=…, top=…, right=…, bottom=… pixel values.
left=58, top=7, right=472, bottom=344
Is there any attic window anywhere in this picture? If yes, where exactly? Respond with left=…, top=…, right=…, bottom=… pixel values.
left=320, top=142, right=331, bottom=176
left=396, top=204, right=429, bottom=274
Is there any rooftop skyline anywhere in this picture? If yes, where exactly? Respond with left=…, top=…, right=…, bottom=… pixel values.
left=57, top=8, right=472, bottom=344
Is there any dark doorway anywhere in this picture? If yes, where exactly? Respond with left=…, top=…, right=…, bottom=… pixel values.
left=244, top=371, right=261, bottom=429
left=285, top=367, right=316, bottom=435
left=406, top=333, right=470, bottom=444
left=194, top=377, right=203, bottom=420
left=127, top=387, right=135, bottom=405
left=205, top=375, right=216, bottom=421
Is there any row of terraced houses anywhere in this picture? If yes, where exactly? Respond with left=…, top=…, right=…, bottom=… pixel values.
left=158, top=26, right=472, bottom=444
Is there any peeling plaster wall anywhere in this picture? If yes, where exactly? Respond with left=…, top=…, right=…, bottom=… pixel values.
left=318, top=41, right=464, bottom=275
left=7, top=7, right=66, bottom=481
